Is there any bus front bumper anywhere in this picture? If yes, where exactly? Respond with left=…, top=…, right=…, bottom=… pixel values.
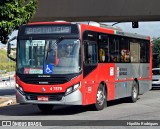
left=16, top=89, right=82, bottom=105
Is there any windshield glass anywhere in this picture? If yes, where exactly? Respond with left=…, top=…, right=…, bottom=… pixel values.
left=152, top=69, right=160, bottom=75
left=17, top=39, right=81, bottom=74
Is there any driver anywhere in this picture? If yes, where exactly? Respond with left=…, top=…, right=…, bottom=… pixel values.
left=58, top=44, right=73, bottom=57
left=65, top=44, right=72, bottom=56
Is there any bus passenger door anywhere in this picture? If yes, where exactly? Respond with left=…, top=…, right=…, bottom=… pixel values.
left=83, top=40, right=98, bottom=105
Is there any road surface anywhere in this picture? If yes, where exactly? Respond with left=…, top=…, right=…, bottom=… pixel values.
left=0, top=90, right=160, bottom=129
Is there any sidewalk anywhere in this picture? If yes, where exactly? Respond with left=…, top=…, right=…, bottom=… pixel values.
left=0, top=80, right=16, bottom=107
left=0, top=72, right=16, bottom=107
left=0, top=96, right=16, bottom=107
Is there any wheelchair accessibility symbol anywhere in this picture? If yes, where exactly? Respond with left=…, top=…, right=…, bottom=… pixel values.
left=44, top=64, right=53, bottom=74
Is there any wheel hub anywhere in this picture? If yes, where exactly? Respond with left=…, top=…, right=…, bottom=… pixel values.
left=133, top=87, right=137, bottom=98
left=97, top=90, right=105, bottom=106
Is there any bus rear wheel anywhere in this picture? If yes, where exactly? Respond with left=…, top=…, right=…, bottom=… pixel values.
left=129, top=81, right=139, bottom=103
left=92, top=84, right=107, bottom=111
left=37, top=104, right=54, bottom=112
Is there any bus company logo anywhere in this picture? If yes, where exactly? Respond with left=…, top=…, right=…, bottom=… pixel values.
left=41, top=87, right=46, bottom=92
left=38, top=75, right=50, bottom=77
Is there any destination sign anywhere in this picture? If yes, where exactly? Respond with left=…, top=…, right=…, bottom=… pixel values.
left=25, top=26, right=71, bottom=34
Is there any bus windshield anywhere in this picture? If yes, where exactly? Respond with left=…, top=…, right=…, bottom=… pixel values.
left=17, top=39, right=81, bottom=74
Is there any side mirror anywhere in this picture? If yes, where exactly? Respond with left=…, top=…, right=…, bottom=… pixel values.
left=7, top=42, right=11, bottom=55
left=7, top=36, right=17, bottom=62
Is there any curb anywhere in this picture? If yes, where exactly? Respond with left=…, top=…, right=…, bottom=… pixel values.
left=0, top=97, right=16, bottom=107
left=0, top=100, right=13, bottom=107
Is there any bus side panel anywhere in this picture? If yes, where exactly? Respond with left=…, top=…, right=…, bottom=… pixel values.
left=139, top=80, right=152, bottom=95
left=115, top=63, right=151, bottom=99
left=139, top=63, right=150, bottom=77
left=97, top=63, right=116, bottom=101
left=139, top=63, right=152, bottom=94
left=83, top=66, right=99, bottom=105
left=115, top=63, right=137, bottom=99
left=82, top=63, right=116, bottom=105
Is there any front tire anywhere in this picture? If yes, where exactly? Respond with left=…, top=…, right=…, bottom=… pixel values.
left=92, top=84, right=107, bottom=110
left=37, top=104, right=54, bottom=112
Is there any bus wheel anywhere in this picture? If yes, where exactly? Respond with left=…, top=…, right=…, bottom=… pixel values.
left=129, top=81, right=139, bottom=103
left=37, top=104, right=54, bottom=112
left=93, top=84, right=107, bottom=111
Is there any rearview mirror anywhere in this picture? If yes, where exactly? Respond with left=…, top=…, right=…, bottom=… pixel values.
left=7, top=42, right=11, bottom=55
left=7, top=36, right=17, bottom=62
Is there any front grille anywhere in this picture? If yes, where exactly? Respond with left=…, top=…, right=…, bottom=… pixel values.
left=25, top=92, right=65, bottom=101
left=18, top=76, right=68, bottom=85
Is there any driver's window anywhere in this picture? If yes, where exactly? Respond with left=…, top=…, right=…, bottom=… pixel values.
left=84, top=41, right=97, bottom=65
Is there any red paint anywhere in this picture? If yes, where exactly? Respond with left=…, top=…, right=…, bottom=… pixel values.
left=28, top=21, right=70, bottom=25
left=16, top=21, right=152, bottom=106
left=150, top=40, right=152, bottom=80
left=80, top=24, right=114, bottom=35
left=16, top=74, right=82, bottom=93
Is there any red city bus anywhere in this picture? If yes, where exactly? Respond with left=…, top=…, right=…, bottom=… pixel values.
left=7, top=21, right=152, bottom=111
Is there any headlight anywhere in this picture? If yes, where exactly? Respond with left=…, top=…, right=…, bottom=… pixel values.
left=65, top=82, right=81, bottom=95
left=66, top=87, right=73, bottom=95
left=73, top=83, right=80, bottom=90
left=15, top=83, right=19, bottom=88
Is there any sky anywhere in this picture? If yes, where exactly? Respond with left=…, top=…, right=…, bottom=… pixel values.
left=106, top=21, right=160, bottom=39
left=1, top=21, right=160, bottom=46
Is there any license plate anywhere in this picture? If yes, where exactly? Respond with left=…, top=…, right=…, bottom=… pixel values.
left=37, top=96, right=49, bottom=101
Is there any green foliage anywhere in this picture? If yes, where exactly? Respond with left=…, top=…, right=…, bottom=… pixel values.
left=0, top=0, right=38, bottom=44
left=152, top=38, right=160, bottom=53
left=152, top=37, right=160, bottom=67
left=0, top=48, right=16, bottom=72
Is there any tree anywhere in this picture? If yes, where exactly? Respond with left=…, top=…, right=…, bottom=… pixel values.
left=0, top=0, right=38, bottom=44
left=152, top=37, right=160, bottom=68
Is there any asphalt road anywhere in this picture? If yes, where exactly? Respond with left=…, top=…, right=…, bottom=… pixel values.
left=0, top=88, right=15, bottom=96
left=0, top=90, right=160, bottom=129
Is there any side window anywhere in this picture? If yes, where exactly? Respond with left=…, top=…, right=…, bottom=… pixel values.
left=98, top=35, right=109, bottom=63
left=140, top=40, right=150, bottom=63
left=140, top=41, right=147, bottom=63
left=109, top=37, right=120, bottom=63
left=119, top=37, right=130, bottom=63
left=84, top=41, right=97, bottom=65
left=146, top=41, right=150, bottom=63
left=130, top=39, right=140, bottom=63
